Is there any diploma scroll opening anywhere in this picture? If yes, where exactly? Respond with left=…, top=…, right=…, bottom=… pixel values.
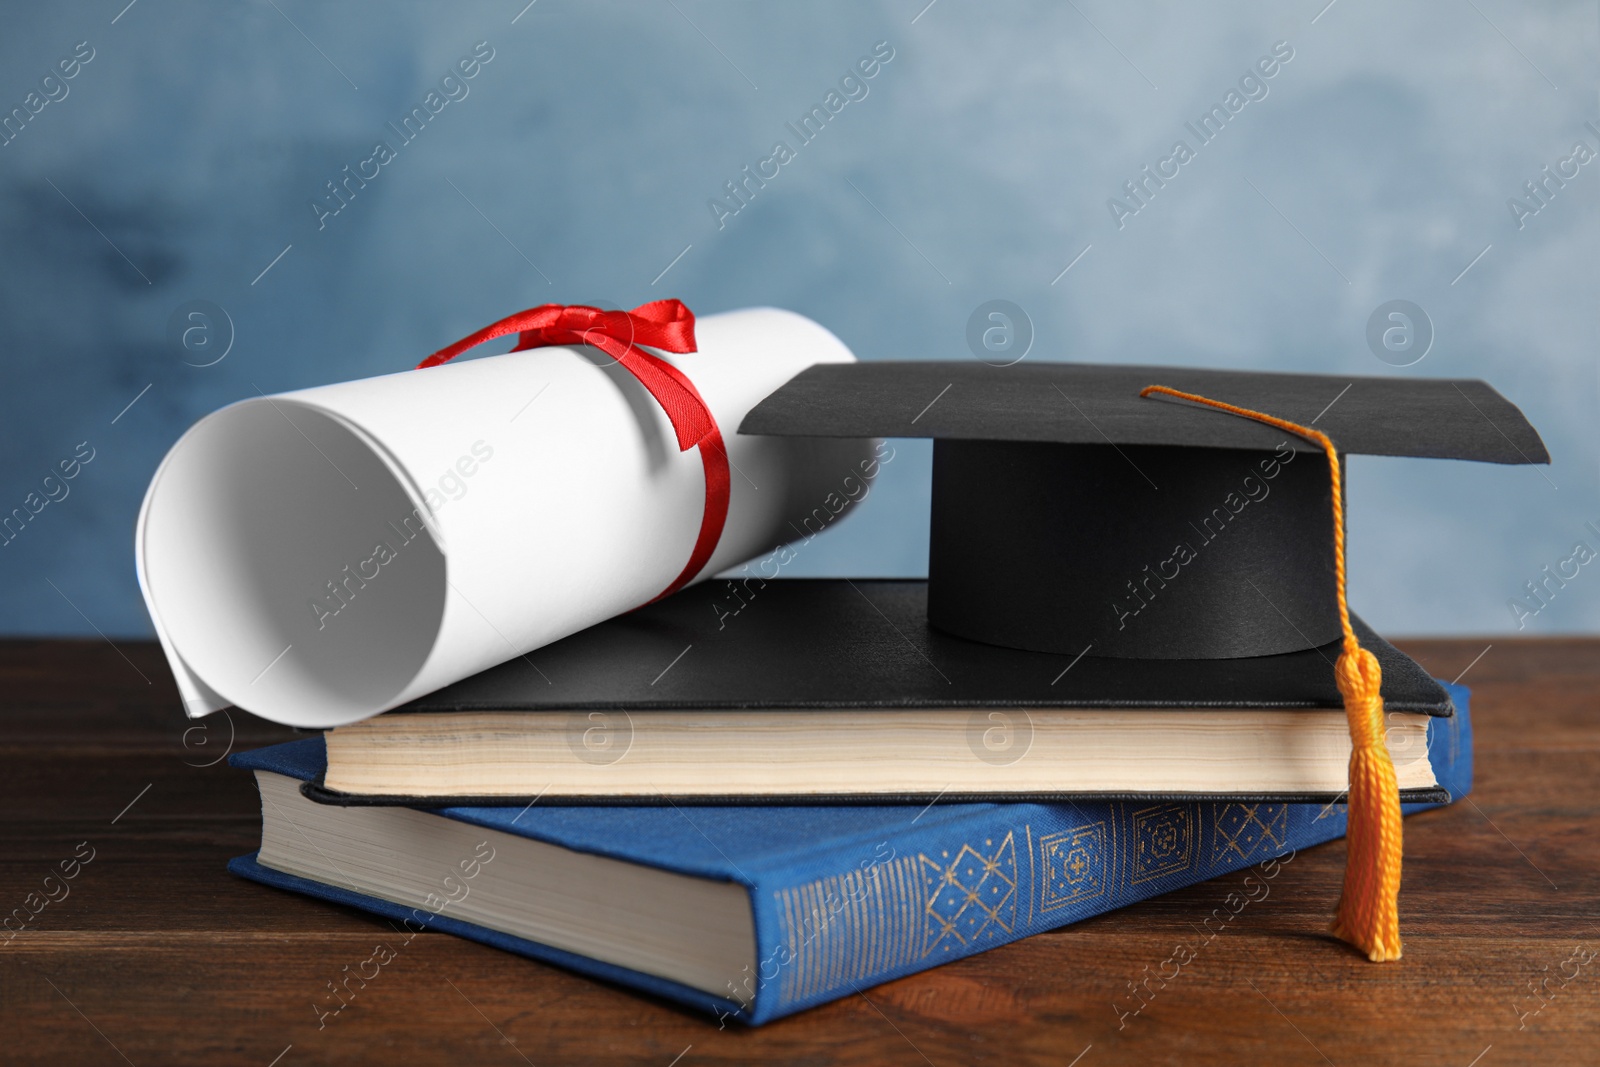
left=141, top=401, right=450, bottom=724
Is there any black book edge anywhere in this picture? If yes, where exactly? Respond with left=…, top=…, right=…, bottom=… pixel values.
left=299, top=779, right=1451, bottom=809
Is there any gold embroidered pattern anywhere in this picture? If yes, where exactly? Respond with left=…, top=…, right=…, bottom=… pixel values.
left=1130, top=804, right=1194, bottom=884
left=919, top=833, right=1017, bottom=957
left=1037, top=820, right=1109, bottom=913
left=773, top=855, right=924, bottom=1006
left=1314, top=796, right=1349, bottom=823
left=1213, top=803, right=1289, bottom=863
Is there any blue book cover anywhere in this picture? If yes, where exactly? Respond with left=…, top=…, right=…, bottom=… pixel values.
left=229, top=682, right=1472, bottom=1026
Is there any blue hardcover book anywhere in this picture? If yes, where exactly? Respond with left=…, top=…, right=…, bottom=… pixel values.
left=229, top=682, right=1471, bottom=1026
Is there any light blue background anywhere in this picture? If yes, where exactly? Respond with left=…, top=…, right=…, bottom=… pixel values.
left=2, top=0, right=1596, bottom=638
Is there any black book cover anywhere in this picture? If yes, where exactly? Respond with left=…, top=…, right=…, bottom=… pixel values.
left=397, top=578, right=1452, bottom=714
left=302, top=580, right=1451, bottom=807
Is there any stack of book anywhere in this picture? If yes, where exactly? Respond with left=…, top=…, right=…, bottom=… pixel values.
left=231, top=580, right=1477, bottom=1024
left=221, top=358, right=1543, bottom=1024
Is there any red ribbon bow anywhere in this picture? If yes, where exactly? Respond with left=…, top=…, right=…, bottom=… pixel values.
left=417, top=300, right=728, bottom=603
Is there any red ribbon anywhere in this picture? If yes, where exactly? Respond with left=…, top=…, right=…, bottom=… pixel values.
left=417, top=300, right=728, bottom=603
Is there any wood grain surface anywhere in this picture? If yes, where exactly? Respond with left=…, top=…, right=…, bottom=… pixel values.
left=1, top=638, right=1596, bottom=1066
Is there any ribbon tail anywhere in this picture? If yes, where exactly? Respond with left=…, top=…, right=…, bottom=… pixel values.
left=623, top=347, right=718, bottom=453
left=649, top=426, right=731, bottom=602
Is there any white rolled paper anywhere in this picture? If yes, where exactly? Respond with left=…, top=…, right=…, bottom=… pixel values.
left=137, top=307, right=874, bottom=728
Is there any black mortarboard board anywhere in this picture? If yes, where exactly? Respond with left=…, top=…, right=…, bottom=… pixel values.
left=740, top=362, right=1548, bottom=660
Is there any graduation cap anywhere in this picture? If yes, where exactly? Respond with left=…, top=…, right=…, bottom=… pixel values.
left=741, top=360, right=1548, bottom=962
left=742, top=363, right=1547, bottom=660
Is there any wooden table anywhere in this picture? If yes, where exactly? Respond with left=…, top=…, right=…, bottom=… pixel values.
left=2, top=638, right=1596, bottom=1066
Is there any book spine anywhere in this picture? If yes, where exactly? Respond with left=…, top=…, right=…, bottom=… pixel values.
left=731, top=799, right=1347, bottom=1023
left=733, top=683, right=1471, bottom=1025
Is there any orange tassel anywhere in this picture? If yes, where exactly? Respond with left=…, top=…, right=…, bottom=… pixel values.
left=1140, top=384, right=1403, bottom=962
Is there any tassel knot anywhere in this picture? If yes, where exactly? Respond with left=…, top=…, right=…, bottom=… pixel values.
left=1336, top=643, right=1386, bottom=749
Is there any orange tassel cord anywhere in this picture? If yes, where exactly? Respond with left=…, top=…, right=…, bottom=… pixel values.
left=1140, top=384, right=1403, bottom=962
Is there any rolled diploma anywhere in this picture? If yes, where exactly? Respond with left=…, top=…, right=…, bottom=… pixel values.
left=136, top=307, right=874, bottom=728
